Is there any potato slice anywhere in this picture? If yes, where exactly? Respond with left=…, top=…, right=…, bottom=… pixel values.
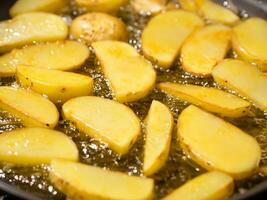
left=131, top=0, right=167, bottom=14
left=10, top=0, right=67, bottom=17
left=178, top=105, right=261, bottom=179
left=162, top=171, right=233, bottom=200
left=70, top=12, right=127, bottom=45
left=16, top=66, right=94, bottom=103
left=179, top=0, right=198, bottom=12
left=143, top=100, right=173, bottom=176
left=212, top=59, right=267, bottom=111
left=158, top=82, right=250, bottom=118
left=181, top=24, right=232, bottom=76
left=0, top=12, right=67, bottom=53
left=0, top=41, right=90, bottom=77
left=62, top=96, right=141, bottom=154
left=141, top=10, right=204, bottom=68
left=232, top=18, right=267, bottom=71
left=0, top=86, right=59, bottom=128
left=0, top=128, right=78, bottom=165
left=92, top=41, right=156, bottom=103
left=50, top=159, right=154, bottom=200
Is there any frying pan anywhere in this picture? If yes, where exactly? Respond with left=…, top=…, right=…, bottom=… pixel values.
left=0, top=0, right=267, bottom=199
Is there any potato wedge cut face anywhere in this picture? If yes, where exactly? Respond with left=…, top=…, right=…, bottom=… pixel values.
left=162, top=171, right=233, bottom=200
left=144, top=100, right=173, bottom=176
left=0, top=86, right=59, bottom=128
left=178, top=105, right=261, bottom=179
left=75, top=0, right=128, bottom=12
left=50, top=159, right=154, bottom=200
left=0, top=12, right=68, bottom=53
left=212, top=59, right=267, bottom=111
left=141, top=10, right=204, bottom=68
left=16, top=66, right=93, bottom=103
left=92, top=41, right=156, bottom=103
left=62, top=96, right=141, bottom=154
left=158, top=82, right=251, bottom=118
left=181, top=24, right=232, bottom=76
left=0, top=128, right=78, bottom=165
left=131, top=0, right=167, bottom=14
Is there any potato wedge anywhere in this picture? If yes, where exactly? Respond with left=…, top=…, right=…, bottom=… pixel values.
left=179, top=0, right=198, bottom=12
left=162, top=171, right=233, bottom=200
left=0, top=12, right=67, bottom=53
left=131, top=0, right=167, bottom=14
left=0, top=128, right=78, bottom=165
left=70, top=12, right=127, bottom=44
left=232, top=18, right=267, bottom=71
left=181, top=24, right=232, bottom=76
left=212, top=59, right=267, bottom=111
left=63, top=96, right=141, bottom=154
left=92, top=41, right=156, bottom=103
left=178, top=105, right=261, bottom=179
left=143, top=100, right=173, bottom=176
left=50, top=159, right=154, bottom=200
left=10, top=0, right=67, bottom=17
left=0, top=41, right=89, bottom=77
left=141, top=10, right=204, bottom=68
left=0, top=86, right=58, bottom=128
left=75, top=0, right=128, bottom=13
left=158, top=82, right=250, bottom=118
left=16, top=66, right=94, bottom=103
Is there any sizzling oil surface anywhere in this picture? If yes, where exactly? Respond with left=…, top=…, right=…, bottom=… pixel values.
left=0, top=1, right=267, bottom=200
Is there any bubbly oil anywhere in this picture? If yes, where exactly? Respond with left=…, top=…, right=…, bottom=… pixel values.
left=0, top=1, right=267, bottom=200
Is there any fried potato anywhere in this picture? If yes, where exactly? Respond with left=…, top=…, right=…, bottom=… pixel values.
left=0, top=12, right=68, bottom=53
left=141, top=10, right=204, bottom=68
left=131, top=0, right=167, bottom=14
left=0, top=128, right=78, bottom=165
left=179, top=0, right=198, bottom=12
left=92, top=41, right=156, bottom=103
left=178, top=105, right=261, bottom=179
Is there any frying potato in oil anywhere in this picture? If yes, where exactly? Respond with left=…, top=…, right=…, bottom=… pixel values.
left=141, top=10, right=204, bottom=68
left=0, top=12, right=68, bottom=53
left=162, top=171, right=234, bottom=200
left=143, top=100, right=173, bottom=176
left=92, top=41, right=156, bottom=103
left=178, top=105, right=261, bottom=180
left=158, top=82, right=251, bottom=118
left=0, top=128, right=78, bottom=165
left=179, top=0, right=198, bottom=12
left=212, top=59, right=267, bottom=111
left=50, top=159, right=154, bottom=200
left=16, top=65, right=94, bottom=103
left=62, top=96, right=141, bottom=155
left=0, top=41, right=90, bottom=77
left=181, top=24, right=232, bottom=76
left=232, top=17, right=267, bottom=71
left=130, top=0, right=167, bottom=14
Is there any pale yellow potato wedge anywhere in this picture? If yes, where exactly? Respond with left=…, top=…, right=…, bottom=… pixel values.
left=162, top=171, right=234, bottom=200
left=158, top=82, right=250, bottom=118
left=181, top=24, right=232, bottom=76
left=63, top=96, right=141, bottom=154
left=0, top=12, right=68, bottom=53
left=75, top=0, right=128, bottom=13
left=50, top=159, right=154, bottom=200
left=0, top=128, right=78, bottom=165
left=92, top=41, right=156, bottom=103
left=178, top=105, right=261, bottom=179
left=141, top=10, right=204, bottom=68
left=179, top=0, right=198, bottom=12
left=0, top=86, right=59, bottom=128
left=0, top=41, right=89, bottom=77
left=131, top=0, right=167, bottom=14
left=143, top=100, right=173, bottom=176
left=16, top=66, right=94, bottom=103
left=212, top=59, right=267, bottom=111
left=232, top=18, right=267, bottom=71
left=10, top=0, right=67, bottom=17
left=70, top=12, right=127, bottom=45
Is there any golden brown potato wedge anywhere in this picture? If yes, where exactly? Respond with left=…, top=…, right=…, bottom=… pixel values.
left=0, top=128, right=78, bottom=165
left=141, top=10, right=204, bottom=68
left=178, top=105, right=261, bottom=179
left=158, top=82, right=250, bottom=118
left=0, top=12, right=68, bottom=53
left=181, top=24, right=232, bottom=76
left=131, top=0, right=167, bottom=14
left=212, top=59, right=267, bottom=111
